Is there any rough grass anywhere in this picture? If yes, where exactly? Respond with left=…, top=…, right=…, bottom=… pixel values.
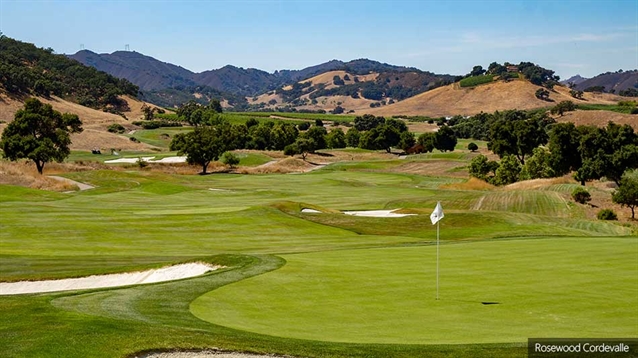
left=0, top=160, right=80, bottom=191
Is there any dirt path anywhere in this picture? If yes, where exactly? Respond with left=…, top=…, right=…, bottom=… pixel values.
left=48, top=176, right=95, bottom=191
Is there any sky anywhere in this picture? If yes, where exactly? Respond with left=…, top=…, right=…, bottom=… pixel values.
left=1, top=0, right=636, bottom=79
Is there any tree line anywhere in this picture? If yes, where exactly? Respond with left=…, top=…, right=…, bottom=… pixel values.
left=458, top=109, right=638, bottom=218
left=169, top=110, right=460, bottom=173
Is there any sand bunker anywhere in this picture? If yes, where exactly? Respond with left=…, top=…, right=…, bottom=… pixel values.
left=104, top=156, right=187, bottom=164
left=343, top=209, right=416, bottom=218
left=0, top=263, right=219, bottom=295
left=301, top=208, right=321, bottom=213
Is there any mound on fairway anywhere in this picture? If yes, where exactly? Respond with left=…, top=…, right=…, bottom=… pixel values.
left=191, top=237, right=638, bottom=344
left=0, top=262, right=219, bottom=295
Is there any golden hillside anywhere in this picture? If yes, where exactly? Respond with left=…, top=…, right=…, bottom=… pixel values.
left=300, top=70, right=378, bottom=88
left=554, top=110, right=638, bottom=130
left=361, top=79, right=624, bottom=117
left=248, top=70, right=379, bottom=111
left=0, top=93, right=162, bottom=151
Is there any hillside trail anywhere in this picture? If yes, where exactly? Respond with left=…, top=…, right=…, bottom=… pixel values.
left=48, top=176, right=95, bottom=191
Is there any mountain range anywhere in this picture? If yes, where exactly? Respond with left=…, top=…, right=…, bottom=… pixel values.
left=68, top=50, right=456, bottom=108
left=561, top=71, right=638, bottom=93
left=68, top=49, right=637, bottom=111
left=69, top=50, right=431, bottom=94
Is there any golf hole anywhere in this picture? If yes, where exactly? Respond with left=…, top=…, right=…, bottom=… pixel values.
left=481, top=302, right=500, bottom=305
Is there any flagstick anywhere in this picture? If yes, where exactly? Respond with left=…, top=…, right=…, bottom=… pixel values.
left=436, top=220, right=440, bottom=300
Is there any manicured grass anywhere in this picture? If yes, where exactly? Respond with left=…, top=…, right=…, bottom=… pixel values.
left=192, top=237, right=638, bottom=344
left=456, top=138, right=487, bottom=151
left=128, top=127, right=192, bottom=148
left=67, top=150, right=179, bottom=163
left=1, top=152, right=635, bottom=358
left=1, top=254, right=527, bottom=357
left=233, top=151, right=273, bottom=166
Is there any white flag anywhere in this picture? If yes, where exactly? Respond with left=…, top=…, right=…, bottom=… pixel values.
left=430, top=202, right=444, bottom=225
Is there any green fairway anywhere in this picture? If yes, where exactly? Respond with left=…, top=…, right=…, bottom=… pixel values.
left=191, top=237, right=638, bottom=344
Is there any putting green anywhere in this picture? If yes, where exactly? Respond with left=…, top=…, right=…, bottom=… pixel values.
left=191, top=237, right=638, bottom=344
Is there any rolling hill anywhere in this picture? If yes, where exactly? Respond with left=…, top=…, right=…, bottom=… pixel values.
left=0, top=92, right=158, bottom=151
left=0, top=36, right=138, bottom=112
left=361, top=77, right=625, bottom=117
left=0, top=36, right=165, bottom=151
left=70, top=50, right=196, bottom=91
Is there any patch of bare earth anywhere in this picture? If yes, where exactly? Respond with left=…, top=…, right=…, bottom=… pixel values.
left=585, top=180, right=638, bottom=223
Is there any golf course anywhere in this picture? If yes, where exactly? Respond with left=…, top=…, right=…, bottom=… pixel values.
left=1, top=143, right=636, bottom=358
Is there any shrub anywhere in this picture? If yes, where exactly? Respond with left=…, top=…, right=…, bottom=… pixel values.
left=221, top=152, right=240, bottom=168
left=535, top=88, right=550, bottom=100
left=245, top=118, right=259, bottom=128
left=467, top=142, right=478, bottom=152
left=136, top=157, right=148, bottom=168
left=571, top=187, right=591, bottom=204
left=107, top=123, right=125, bottom=134
left=631, top=108, right=638, bottom=115
left=597, top=209, right=617, bottom=220
left=297, top=122, right=311, bottom=131
left=459, top=75, right=494, bottom=88
left=129, top=137, right=139, bottom=143
left=283, top=144, right=298, bottom=156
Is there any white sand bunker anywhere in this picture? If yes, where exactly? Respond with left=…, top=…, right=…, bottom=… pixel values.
left=343, top=209, right=416, bottom=218
left=105, top=156, right=187, bottom=164
left=0, top=263, right=219, bottom=296
left=301, top=208, right=321, bottom=213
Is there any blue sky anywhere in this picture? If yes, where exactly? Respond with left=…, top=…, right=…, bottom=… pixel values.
left=1, top=0, right=636, bottom=79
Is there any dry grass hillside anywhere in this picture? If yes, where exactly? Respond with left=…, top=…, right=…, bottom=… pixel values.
left=554, top=110, right=638, bottom=130
left=248, top=71, right=379, bottom=111
left=362, top=79, right=625, bottom=117
left=0, top=93, right=161, bottom=151
left=300, top=70, right=377, bottom=88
